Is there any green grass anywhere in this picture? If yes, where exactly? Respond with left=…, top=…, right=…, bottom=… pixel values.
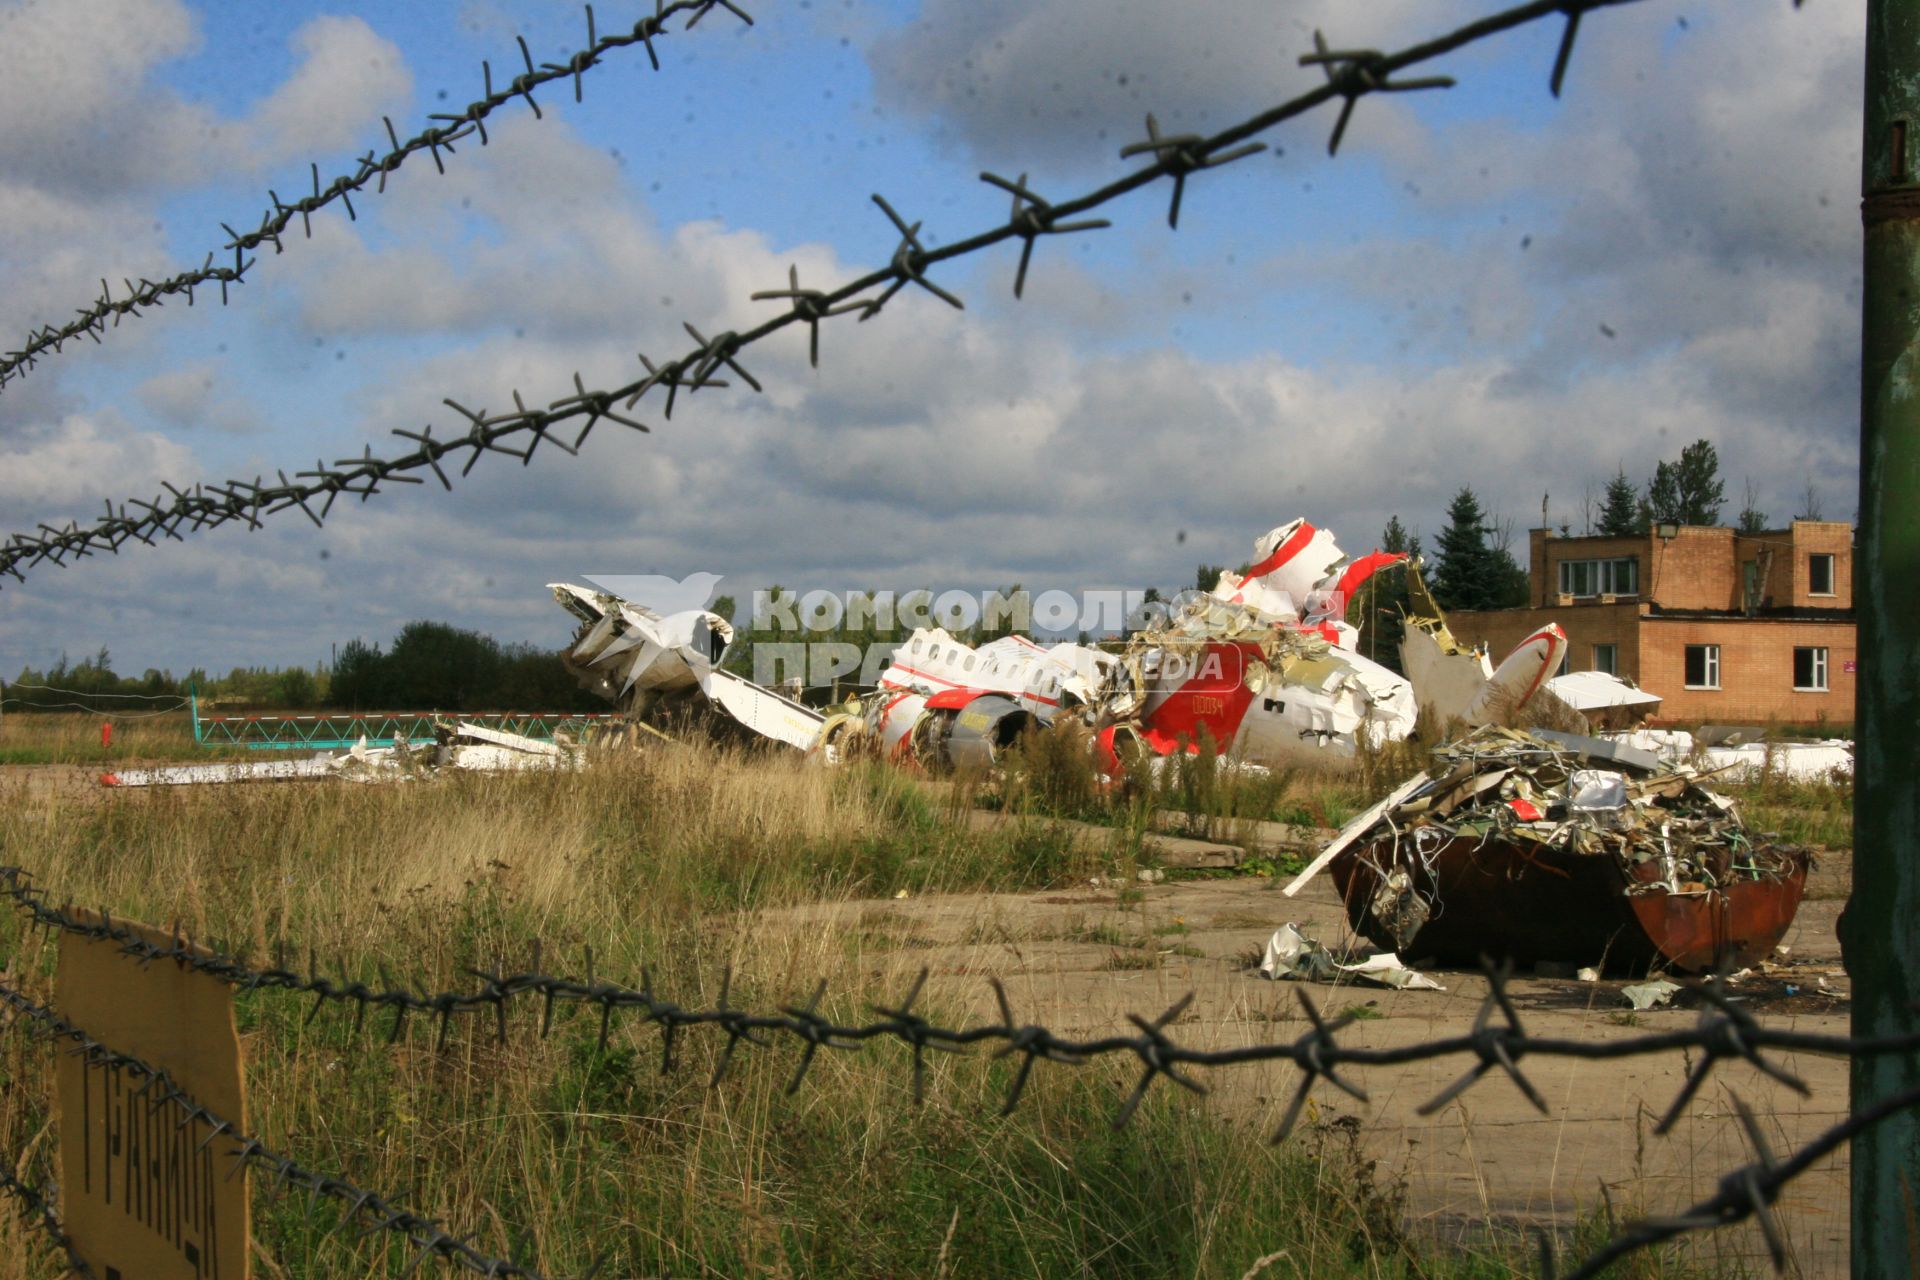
left=0, top=743, right=1746, bottom=1279
left=1724, top=774, right=1853, bottom=850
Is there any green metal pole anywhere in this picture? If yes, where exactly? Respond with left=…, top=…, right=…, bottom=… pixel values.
left=1851, top=4, right=1920, bottom=1273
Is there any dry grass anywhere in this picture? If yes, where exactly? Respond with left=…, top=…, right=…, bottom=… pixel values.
left=0, top=709, right=241, bottom=765
left=0, top=745, right=1732, bottom=1278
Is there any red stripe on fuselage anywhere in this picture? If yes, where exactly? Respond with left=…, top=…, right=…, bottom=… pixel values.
left=1512, top=625, right=1565, bottom=711
left=1138, top=640, right=1258, bottom=754
left=1330, top=550, right=1406, bottom=607
left=885, top=662, right=1061, bottom=707
left=1239, top=521, right=1318, bottom=585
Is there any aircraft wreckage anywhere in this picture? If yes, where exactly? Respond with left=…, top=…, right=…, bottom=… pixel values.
left=1282, top=725, right=1811, bottom=975
left=96, top=515, right=1813, bottom=977
left=549, top=518, right=1572, bottom=774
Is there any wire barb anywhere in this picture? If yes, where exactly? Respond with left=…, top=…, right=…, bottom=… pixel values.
left=1119, top=114, right=1264, bottom=228
left=1300, top=30, right=1456, bottom=157
left=0, top=0, right=1723, bottom=587
left=0, top=0, right=747, bottom=398
left=980, top=172, right=1112, bottom=297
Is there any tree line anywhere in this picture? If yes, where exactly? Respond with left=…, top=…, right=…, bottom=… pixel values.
left=7, top=623, right=601, bottom=713
left=4, top=648, right=321, bottom=710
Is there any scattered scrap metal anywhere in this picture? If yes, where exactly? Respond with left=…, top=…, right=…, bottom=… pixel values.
left=548, top=517, right=1569, bottom=776
left=100, top=720, right=579, bottom=787
left=1286, top=725, right=1810, bottom=974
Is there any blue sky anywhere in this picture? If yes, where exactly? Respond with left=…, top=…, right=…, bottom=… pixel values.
left=0, top=0, right=1864, bottom=678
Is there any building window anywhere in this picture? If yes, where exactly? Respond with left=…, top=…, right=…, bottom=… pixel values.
left=1593, top=643, right=1618, bottom=675
left=1684, top=644, right=1721, bottom=689
left=1809, top=553, right=1835, bottom=596
left=1794, top=646, right=1829, bottom=692
left=1559, top=557, right=1639, bottom=599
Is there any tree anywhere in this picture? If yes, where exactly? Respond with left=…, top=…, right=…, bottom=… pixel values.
left=1348, top=516, right=1419, bottom=671
left=381, top=621, right=504, bottom=710
left=329, top=639, right=385, bottom=709
left=1597, top=466, right=1639, bottom=536
left=1795, top=477, right=1825, bottom=522
left=1737, top=477, right=1768, bottom=533
left=1644, top=438, right=1726, bottom=527
left=1431, top=489, right=1514, bottom=611
left=273, top=667, right=317, bottom=709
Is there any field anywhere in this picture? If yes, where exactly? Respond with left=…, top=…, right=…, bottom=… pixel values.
left=0, top=708, right=244, bottom=766
left=0, top=716, right=1856, bottom=1277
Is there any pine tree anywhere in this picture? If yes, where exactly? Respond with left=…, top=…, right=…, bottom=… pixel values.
left=1348, top=516, right=1417, bottom=671
left=1430, top=488, right=1504, bottom=611
left=1597, top=467, right=1639, bottom=536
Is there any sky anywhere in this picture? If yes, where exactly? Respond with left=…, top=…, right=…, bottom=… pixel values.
left=0, top=0, right=1865, bottom=679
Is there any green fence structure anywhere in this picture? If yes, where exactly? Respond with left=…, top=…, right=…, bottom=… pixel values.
left=190, top=688, right=619, bottom=751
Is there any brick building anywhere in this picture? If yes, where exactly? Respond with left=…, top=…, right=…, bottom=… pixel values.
left=1446, top=521, right=1855, bottom=727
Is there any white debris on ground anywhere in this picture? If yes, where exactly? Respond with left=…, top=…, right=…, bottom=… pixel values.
left=100, top=722, right=580, bottom=788
left=1607, top=727, right=1854, bottom=783
left=1256, top=922, right=1444, bottom=991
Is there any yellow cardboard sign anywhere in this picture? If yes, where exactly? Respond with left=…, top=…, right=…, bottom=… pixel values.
left=55, top=910, right=250, bottom=1280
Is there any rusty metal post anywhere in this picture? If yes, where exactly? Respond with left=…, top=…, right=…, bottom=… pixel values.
left=1851, top=4, right=1920, bottom=1273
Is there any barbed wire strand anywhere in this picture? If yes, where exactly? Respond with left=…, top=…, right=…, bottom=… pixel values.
left=1, top=683, right=193, bottom=719
left=1543, top=1085, right=1920, bottom=1280
left=1, top=684, right=186, bottom=702
left=4, top=862, right=1899, bottom=1138
left=0, top=978, right=578, bottom=1280
left=0, top=1, right=752, bottom=398
left=1, top=860, right=1906, bottom=1277
left=0, top=1161, right=95, bottom=1279
left=0, top=700, right=188, bottom=720
left=0, top=0, right=1798, bottom=590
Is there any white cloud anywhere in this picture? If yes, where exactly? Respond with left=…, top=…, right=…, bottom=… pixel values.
left=0, top=1, right=1870, bottom=677
left=0, top=412, right=196, bottom=509
left=246, top=16, right=413, bottom=167
left=865, top=0, right=1431, bottom=172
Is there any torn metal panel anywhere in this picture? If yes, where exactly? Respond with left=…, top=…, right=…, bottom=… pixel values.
left=706, top=670, right=828, bottom=751
left=1610, top=727, right=1855, bottom=783
left=1397, top=568, right=1494, bottom=726
left=1256, top=922, right=1443, bottom=990
left=549, top=580, right=825, bottom=750
left=100, top=759, right=341, bottom=787
left=543, top=516, right=1623, bottom=778
left=1398, top=566, right=1582, bottom=731
left=1464, top=622, right=1567, bottom=725
left=1546, top=670, right=1662, bottom=714
left=1209, top=518, right=1347, bottom=619
left=549, top=582, right=731, bottom=701
left=98, top=721, right=581, bottom=788
left=1320, top=726, right=1810, bottom=974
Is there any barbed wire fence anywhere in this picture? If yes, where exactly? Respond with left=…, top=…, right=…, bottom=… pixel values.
left=0, top=683, right=193, bottom=719
left=0, top=0, right=1800, bottom=589
left=0, top=860, right=1904, bottom=1280
left=0, top=0, right=1885, bottom=1276
left=0, top=0, right=752, bottom=400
